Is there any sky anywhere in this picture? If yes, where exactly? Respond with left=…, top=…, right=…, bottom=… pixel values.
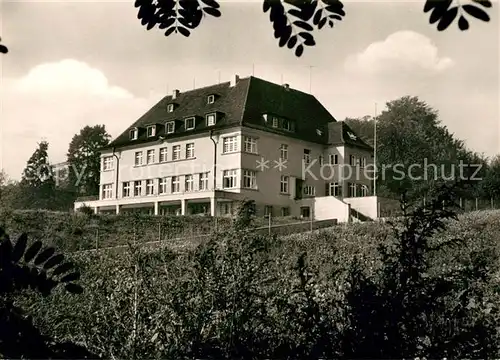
left=0, top=0, right=499, bottom=180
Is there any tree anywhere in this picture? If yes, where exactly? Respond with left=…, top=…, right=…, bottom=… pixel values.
left=66, top=125, right=111, bottom=196
left=479, top=155, right=500, bottom=200
left=134, top=0, right=493, bottom=58
left=18, top=141, right=57, bottom=210
left=346, top=96, right=475, bottom=201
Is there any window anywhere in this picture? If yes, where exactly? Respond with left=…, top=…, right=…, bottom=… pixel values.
left=272, top=116, right=278, bottom=128
left=242, top=170, right=257, bottom=189
left=329, top=154, right=338, bottom=165
left=206, top=113, right=216, bottom=126
left=300, top=206, right=311, bottom=218
left=223, top=136, right=238, bottom=153
left=146, top=179, right=155, bottom=195
left=186, top=143, right=195, bottom=159
left=221, top=203, right=232, bottom=215
left=166, top=121, right=175, bottom=134
left=185, top=175, right=194, bottom=192
left=159, top=147, right=168, bottom=162
left=147, top=125, right=156, bottom=137
left=134, top=151, right=143, bottom=166
left=185, top=117, right=195, bottom=130
left=280, top=144, right=288, bottom=160
left=280, top=175, right=289, bottom=194
left=223, top=169, right=237, bottom=189
left=243, top=136, right=257, bottom=154
left=171, top=176, right=180, bottom=193
left=167, top=104, right=174, bottom=112
left=360, top=184, right=369, bottom=197
left=350, top=155, right=356, bottom=166
left=319, top=155, right=324, bottom=166
left=264, top=205, right=273, bottom=217
left=122, top=182, right=131, bottom=197
left=102, top=156, right=113, bottom=171
left=199, top=172, right=209, bottom=191
left=328, top=182, right=340, bottom=197
left=360, top=157, right=366, bottom=168
left=147, top=149, right=155, bottom=164
left=159, top=177, right=168, bottom=194
left=348, top=182, right=357, bottom=197
left=207, top=94, right=215, bottom=104
left=282, top=118, right=290, bottom=131
left=129, top=128, right=138, bottom=140
left=134, top=181, right=142, bottom=196
left=102, top=184, right=113, bottom=199
left=172, top=145, right=181, bottom=160
left=303, top=185, right=315, bottom=196
left=303, top=149, right=311, bottom=164
left=281, top=207, right=290, bottom=217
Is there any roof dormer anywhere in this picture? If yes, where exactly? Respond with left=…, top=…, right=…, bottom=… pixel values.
left=146, top=124, right=157, bottom=137
left=165, top=121, right=176, bottom=134
left=129, top=127, right=138, bottom=140
left=207, top=94, right=217, bottom=104
left=166, top=103, right=178, bottom=113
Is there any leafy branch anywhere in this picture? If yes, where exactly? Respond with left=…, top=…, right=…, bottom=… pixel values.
left=263, top=0, right=345, bottom=57
left=0, top=37, right=7, bottom=54
left=424, top=0, right=492, bottom=31
left=135, top=0, right=221, bottom=38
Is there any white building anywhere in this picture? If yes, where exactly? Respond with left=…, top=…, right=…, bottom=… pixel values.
left=75, top=75, right=385, bottom=222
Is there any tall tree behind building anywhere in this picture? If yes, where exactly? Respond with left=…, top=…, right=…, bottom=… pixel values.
left=66, top=125, right=111, bottom=196
left=18, top=141, right=57, bottom=209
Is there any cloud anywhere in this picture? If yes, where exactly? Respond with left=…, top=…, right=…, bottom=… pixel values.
left=1, top=59, right=158, bottom=179
left=345, top=31, right=454, bottom=77
left=14, top=59, right=133, bottom=98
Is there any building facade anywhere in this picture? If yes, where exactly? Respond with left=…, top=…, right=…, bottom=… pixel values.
left=74, top=75, right=376, bottom=220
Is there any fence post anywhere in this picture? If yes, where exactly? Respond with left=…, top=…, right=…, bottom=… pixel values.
left=459, top=197, right=463, bottom=209
left=310, top=209, right=313, bottom=232
left=475, top=198, right=478, bottom=211
left=95, top=228, right=99, bottom=250
left=268, top=214, right=272, bottom=236
left=158, top=222, right=161, bottom=245
left=491, top=197, right=494, bottom=209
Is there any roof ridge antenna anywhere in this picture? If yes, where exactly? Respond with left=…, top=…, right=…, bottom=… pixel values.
left=308, top=65, right=315, bottom=94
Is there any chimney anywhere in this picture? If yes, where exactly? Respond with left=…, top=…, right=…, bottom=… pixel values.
left=172, top=89, right=180, bottom=99
left=283, top=83, right=290, bottom=90
left=230, top=74, right=240, bottom=87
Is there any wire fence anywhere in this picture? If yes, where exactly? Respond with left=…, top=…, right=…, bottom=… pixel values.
left=71, top=216, right=338, bottom=254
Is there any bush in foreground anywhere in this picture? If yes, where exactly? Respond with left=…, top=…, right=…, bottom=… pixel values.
left=8, top=192, right=500, bottom=359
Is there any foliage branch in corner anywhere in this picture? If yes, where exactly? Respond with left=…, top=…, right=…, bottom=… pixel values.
left=135, top=0, right=221, bottom=37
left=424, top=0, right=492, bottom=31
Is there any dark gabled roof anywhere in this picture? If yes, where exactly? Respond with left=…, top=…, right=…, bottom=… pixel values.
left=103, top=76, right=339, bottom=150
left=328, top=121, right=373, bottom=151
left=104, top=79, right=250, bottom=149
left=241, top=77, right=335, bottom=144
